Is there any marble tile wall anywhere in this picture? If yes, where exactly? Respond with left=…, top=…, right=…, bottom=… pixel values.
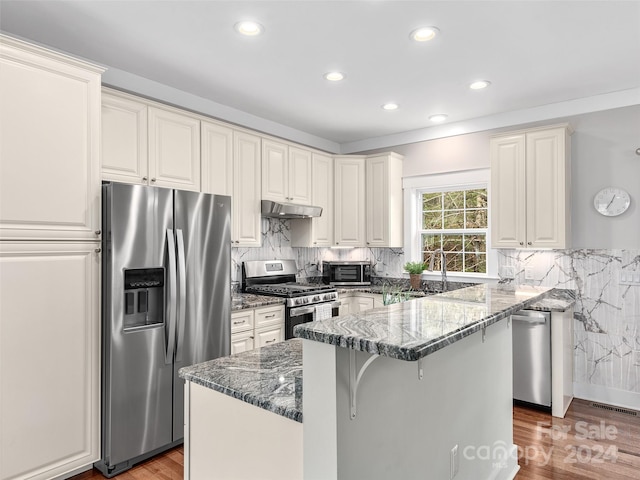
left=232, top=219, right=639, bottom=400
left=497, top=249, right=640, bottom=397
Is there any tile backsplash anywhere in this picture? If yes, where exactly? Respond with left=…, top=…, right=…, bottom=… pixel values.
left=233, top=219, right=639, bottom=403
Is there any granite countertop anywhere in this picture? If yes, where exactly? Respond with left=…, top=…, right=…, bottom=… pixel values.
left=524, top=288, right=575, bottom=312
left=294, top=284, right=553, bottom=361
left=232, top=293, right=285, bottom=311
left=336, top=286, right=427, bottom=297
left=179, top=338, right=303, bottom=423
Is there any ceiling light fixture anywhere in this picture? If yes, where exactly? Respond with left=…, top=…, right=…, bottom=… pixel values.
left=469, top=80, right=491, bottom=90
left=410, top=26, right=439, bottom=42
left=429, top=114, right=448, bottom=123
left=234, top=21, right=263, bottom=36
left=382, top=103, right=399, bottom=110
left=324, top=72, right=345, bottom=82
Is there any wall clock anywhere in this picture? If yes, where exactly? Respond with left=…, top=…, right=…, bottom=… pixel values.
left=593, top=187, right=631, bottom=217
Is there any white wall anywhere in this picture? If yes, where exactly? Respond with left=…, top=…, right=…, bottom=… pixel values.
left=367, top=105, right=640, bottom=249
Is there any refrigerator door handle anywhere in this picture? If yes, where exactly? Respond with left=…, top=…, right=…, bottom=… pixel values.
left=175, top=229, right=187, bottom=362
left=165, top=229, right=177, bottom=365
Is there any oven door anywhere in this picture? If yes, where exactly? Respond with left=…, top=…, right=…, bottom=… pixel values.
left=286, top=301, right=340, bottom=340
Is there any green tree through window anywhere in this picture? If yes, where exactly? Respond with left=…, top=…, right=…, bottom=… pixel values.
left=420, top=188, right=488, bottom=273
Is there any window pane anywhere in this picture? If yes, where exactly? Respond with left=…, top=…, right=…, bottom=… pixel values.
left=443, top=191, right=464, bottom=210
left=464, top=234, right=486, bottom=253
left=465, top=209, right=488, bottom=229
left=445, top=253, right=463, bottom=272
left=464, top=253, right=486, bottom=273
left=465, top=189, right=487, bottom=209
left=422, top=234, right=440, bottom=250
left=422, top=193, right=442, bottom=210
left=443, top=210, right=464, bottom=229
left=423, top=211, right=442, bottom=229
left=442, top=234, right=463, bottom=252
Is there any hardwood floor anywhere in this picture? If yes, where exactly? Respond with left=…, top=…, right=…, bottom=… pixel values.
left=71, top=399, right=638, bottom=479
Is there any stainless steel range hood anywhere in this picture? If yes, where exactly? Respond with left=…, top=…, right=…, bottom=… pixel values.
left=261, top=200, right=322, bottom=219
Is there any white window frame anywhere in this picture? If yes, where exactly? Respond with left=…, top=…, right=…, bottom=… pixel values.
left=403, top=168, right=498, bottom=282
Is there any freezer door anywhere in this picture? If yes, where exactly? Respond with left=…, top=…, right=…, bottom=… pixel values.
left=102, top=183, right=174, bottom=467
left=173, top=191, right=231, bottom=441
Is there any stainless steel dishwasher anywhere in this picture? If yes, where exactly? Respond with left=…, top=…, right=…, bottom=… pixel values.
left=512, top=309, right=551, bottom=408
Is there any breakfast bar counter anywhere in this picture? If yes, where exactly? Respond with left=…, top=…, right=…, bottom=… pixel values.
left=180, top=284, right=573, bottom=480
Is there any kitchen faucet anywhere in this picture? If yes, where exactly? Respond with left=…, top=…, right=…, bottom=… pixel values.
left=428, top=248, right=448, bottom=292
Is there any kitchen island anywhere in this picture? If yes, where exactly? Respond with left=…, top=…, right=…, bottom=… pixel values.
left=180, top=284, right=571, bottom=480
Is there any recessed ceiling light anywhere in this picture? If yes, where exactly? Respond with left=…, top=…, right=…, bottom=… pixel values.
left=410, top=26, right=439, bottom=42
left=324, top=72, right=345, bottom=82
left=235, top=21, right=263, bottom=36
left=470, top=80, right=491, bottom=90
left=429, top=114, right=448, bottom=123
left=382, top=103, right=399, bottom=110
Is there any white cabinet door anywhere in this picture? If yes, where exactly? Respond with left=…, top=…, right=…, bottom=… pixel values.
left=334, top=157, right=366, bottom=246
left=525, top=127, right=570, bottom=249
left=201, top=121, right=233, bottom=196
left=290, top=153, right=333, bottom=247
left=233, top=131, right=262, bottom=246
left=101, top=90, right=148, bottom=185
left=0, top=242, right=100, bottom=480
left=490, top=125, right=570, bottom=249
left=255, top=325, right=284, bottom=348
left=288, top=146, right=312, bottom=205
left=231, top=330, right=255, bottom=354
left=355, top=297, right=375, bottom=313
left=148, top=106, right=201, bottom=192
left=338, top=297, right=351, bottom=316
left=261, top=139, right=288, bottom=202
left=366, top=153, right=403, bottom=247
left=490, top=134, right=527, bottom=248
left=254, top=305, right=285, bottom=329
left=0, top=36, right=103, bottom=241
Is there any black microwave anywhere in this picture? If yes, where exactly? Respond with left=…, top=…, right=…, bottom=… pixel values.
left=322, top=261, right=371, bottom=286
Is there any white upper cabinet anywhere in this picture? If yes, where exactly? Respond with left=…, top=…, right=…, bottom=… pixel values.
left=0, top=35, right=103, bottom=241
left=148, top=106, right=201, bottom=191
left=491, top=125, right=571, bottom=249
left=101, top=89, right=201, bottom=192
left=291, top=153, right=334, bottom=247
left=233, top=131, right=262, bottom=247
left=366, top=153, right=404, bottom=248
left=334, top=156, right=366, bottom=247
left=102, top=91, right=148, bottom=185
left=262, top=139, right=312, bottom=204
left=201, top=120, right=233, bottom=196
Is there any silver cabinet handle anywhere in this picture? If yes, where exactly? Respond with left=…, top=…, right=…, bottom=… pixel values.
left=233, top=320, right=246, bottom=325
left=527, top=241, right=532, bottom=246
left=519, top=242, right=524, bottom=246
left=94, top=248, right=101, bottom=253
left=265, top=339, right=276, bottom=344
left=151, top=178, right=157, bottom=182
left=95, top=230, right=101, bottom=235
left=142, top=176, right=148, bottom=182
left=264, top=314, right=276, bottom=318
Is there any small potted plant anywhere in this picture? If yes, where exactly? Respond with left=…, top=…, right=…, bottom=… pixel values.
left=403, top=261, right=426, bottom=290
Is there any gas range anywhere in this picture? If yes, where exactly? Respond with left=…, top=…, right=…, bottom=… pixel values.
left=242, top=260, right=340, bottom=339
left=242, top=261, right=338, bottom=307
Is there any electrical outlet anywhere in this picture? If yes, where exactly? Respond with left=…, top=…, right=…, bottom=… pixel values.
left=620, top=271, right=640, bottom=286
left=525, top=266, right=534, bottom=280
left=450, top=444, right=459, bottom=479
left=499, top=266, right=515, bottom=279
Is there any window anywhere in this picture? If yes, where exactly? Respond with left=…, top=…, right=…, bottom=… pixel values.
left=403, top=168, right=495, bottom=279
left=420, top=188, right=488, bottom=273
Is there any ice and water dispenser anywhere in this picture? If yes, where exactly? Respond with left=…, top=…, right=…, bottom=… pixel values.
left=123, top=268, right=164, bottom=329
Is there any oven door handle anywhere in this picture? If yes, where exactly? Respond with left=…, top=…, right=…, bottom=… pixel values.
left=289, top=301, right=340, bottom=318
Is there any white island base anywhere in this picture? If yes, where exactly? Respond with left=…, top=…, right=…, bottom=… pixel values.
left=303, top=319, right=519, bottom=480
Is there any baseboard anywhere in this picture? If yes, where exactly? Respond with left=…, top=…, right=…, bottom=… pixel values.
left=573, top=383, right=640, bottom=411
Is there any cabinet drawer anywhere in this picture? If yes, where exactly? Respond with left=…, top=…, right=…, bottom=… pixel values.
left=255, top=305, right=284, bottom=328
left=231, top=310, right=254, bottom=334
left=255, top=325, right=283, bottom=348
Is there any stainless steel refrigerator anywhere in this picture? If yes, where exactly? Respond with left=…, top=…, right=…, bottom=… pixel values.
left=95, top=182, right=231, bottom=477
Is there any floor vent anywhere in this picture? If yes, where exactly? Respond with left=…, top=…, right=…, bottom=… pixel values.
left=591, top=402, right=638, bottom=417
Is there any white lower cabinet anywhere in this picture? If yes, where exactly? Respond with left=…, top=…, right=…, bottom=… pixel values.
left=0, top=242, right=100, bottom=480
left=230, top=304, right=284, bottom=352
left=338, top=292, right=384, bottom=315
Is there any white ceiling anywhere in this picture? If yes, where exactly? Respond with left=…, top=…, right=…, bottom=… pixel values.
left=1, top=0, right=639, bottom=152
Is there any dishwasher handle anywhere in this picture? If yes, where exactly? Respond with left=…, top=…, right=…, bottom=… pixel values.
left=511, top=312, right=548, bottom=325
